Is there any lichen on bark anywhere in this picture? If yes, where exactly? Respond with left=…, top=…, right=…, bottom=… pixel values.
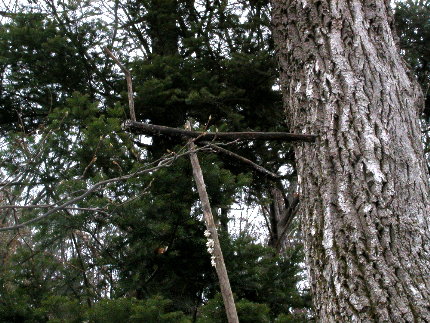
left=271, top=0, right=430, bottom=321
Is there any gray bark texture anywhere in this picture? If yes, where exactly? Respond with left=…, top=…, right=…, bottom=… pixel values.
left=271, top=1, right=430, bottom=322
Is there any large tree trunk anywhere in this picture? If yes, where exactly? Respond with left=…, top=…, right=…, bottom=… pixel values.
left=271, top=1, right=430, bottom=321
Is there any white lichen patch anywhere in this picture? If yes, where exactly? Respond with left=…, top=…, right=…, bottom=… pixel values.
left=362, top=204, right=372, bottom=214
left=337, top=182, right=352, bottom=214
left=322, top=206, right=334, bottom=257
left=211, top=255, right=217, bottom=267
left=364, top=160, right=385, bottom=184
left=206, top=239, right=214, bottom=249
left=314, top=59, right=320, bottom=73
left=305, top=65, right=314, bottom=98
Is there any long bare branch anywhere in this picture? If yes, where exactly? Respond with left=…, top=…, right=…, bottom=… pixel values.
left=104, top=47, right=136, bottom=121
left=124, top=120, right=317, bottom=142
left=200, top=141, right=280, bottom=179
left=0, top=204, right=108, bottom=213
left=0, top=148, right=205, bottom=232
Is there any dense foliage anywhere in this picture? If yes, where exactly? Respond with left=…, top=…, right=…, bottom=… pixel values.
left=0, top=1, right=309, bottom=322
left=395, top=0, right=430, bottom=168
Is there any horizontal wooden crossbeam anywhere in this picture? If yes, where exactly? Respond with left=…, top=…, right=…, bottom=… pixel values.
left=123, top=120, right=317, bottom=142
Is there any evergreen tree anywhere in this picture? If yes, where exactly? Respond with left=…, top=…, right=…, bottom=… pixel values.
left=0, top=1, right=309, bottom=322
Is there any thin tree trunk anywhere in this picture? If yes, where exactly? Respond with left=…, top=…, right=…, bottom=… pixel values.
left=71, top=233, right=92, bottom=307
left=187, top=123, right=239, bottom=323
left=271, top=1, right=430, bottom=321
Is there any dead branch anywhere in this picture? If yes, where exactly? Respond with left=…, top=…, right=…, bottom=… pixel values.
left=186, top=121, right=239, bottom=323
left=0, top=204, right=108, bottom=214
left=0, top=147, right=207, bottom=232
left=124, top=120, right=317, bottom=142
left=104, top=47, right=136, bottom=121
left=200, top=141, right=280, bottom=179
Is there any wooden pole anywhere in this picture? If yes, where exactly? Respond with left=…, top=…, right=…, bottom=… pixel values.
left=124, top=120, right=317, bottom=142
left=186, top=122, right=239, bottom=323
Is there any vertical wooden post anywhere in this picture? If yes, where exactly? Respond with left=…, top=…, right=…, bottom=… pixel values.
left=186, top=122, right=239, bottom=323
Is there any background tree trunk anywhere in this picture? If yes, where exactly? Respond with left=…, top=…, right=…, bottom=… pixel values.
left=271, top=1, right=430, bottom=321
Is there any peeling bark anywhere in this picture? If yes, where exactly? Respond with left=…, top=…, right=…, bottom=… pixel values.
left=271, top=1, right=430, bottom=321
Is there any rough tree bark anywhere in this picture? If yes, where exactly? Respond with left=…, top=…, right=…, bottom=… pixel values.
left=271, top=1, right=430, bottom=322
